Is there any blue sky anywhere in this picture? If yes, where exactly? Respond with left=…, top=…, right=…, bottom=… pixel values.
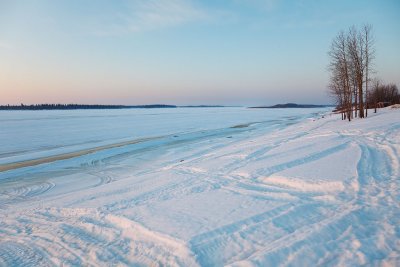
left=0, top=0, right=399, bottom=105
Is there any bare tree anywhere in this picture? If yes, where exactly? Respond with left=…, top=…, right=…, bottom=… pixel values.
left=328, top=31, right=352, bottom=121
left=329, top=73, right=346, bottom=120
left=327, top=24, right=375, bottom=120
left=347, top=26, right=365, bottom=118
left=371, top=78, right=381, bottom=113
left=368, top=80, right=400, bottom=110
left=363, top=24, right=375, bottom=117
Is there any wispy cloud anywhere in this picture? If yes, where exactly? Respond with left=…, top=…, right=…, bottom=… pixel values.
left=93, top=0, right=209, bottom=36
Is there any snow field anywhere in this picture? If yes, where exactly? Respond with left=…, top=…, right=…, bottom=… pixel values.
left=0, top=107, right=399, bottom=266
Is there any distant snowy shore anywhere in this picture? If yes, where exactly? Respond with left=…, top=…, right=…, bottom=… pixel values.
left=0, top=107, right=399, bottom=266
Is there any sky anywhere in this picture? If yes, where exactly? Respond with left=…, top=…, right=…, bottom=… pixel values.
left=0, top=0, right=399, bottom=106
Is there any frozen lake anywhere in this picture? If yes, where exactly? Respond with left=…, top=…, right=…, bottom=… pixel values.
left=0, top=107, right=322, bottom=165
left=1, top=107, right=399, bottom=266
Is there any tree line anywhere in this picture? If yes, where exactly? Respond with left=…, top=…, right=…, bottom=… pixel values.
left=327, top=24, right=399, bottom=121
left=367, top=81, right=399, bottom=112
left=0, top=104, right=177, bottom=110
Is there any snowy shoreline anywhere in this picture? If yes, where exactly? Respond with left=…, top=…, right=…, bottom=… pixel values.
left=0, top=107, right=399, bottom=266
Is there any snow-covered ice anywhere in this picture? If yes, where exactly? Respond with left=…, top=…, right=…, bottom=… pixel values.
left=0, top=107, right=399, bottom=266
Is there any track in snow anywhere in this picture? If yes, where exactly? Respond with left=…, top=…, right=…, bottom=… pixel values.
left=0, top=108, right=399, bottom=266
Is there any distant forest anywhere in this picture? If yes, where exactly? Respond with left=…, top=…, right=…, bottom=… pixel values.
left=250, top=103, right=331, bottom=109
left=0, top=104, right=177, bottom=110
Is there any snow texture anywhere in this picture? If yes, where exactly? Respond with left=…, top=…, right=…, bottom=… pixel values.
left=0, top=107, right=399, bottom=266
